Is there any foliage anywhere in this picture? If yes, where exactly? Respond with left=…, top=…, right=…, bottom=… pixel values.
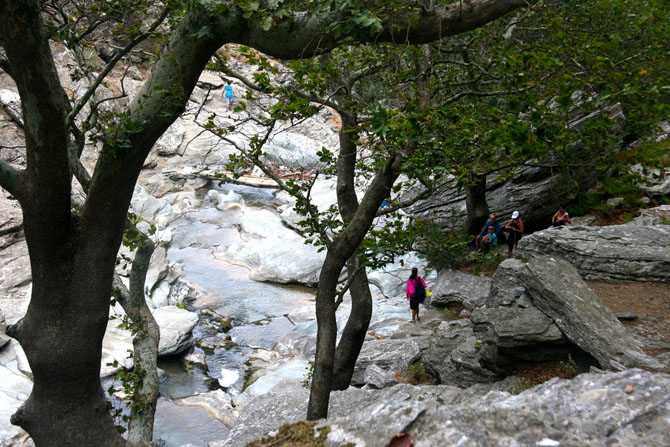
left=302, top=360, right=315, bottom=389
left=106, top=360, right=149, bottom=434
left=399, top=362, right=431, bottom=385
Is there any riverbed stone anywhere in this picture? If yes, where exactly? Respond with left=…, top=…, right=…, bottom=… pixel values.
left=0, top=341, right=33, bottom=442
left=154, top=306, right=199, bottom=357
left=516, top=223, right=670, bottom=282
left=351, top=338, right=420, bottom=386
left=176, top=389, right=238, bottom=429
left=214, top=206, right=325, bottom=286
left=431, top=269, right=490, bottom=310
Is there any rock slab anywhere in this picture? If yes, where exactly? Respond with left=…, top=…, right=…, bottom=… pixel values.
left=516, top=223, right=670, bottom=282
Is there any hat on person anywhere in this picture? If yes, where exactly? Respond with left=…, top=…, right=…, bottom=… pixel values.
left=511, top=211, right=520, bottom=219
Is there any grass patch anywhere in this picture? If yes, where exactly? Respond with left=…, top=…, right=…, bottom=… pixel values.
left=395, top=363, right=433, bottom=385
left=245, top=421, right=334, bottom=447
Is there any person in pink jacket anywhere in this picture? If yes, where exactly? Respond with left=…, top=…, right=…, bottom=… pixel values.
left=406, top=267, right=427, bottom=323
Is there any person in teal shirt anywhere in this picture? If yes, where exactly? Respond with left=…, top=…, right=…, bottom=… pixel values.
left=223, top=81, right=236, bottom=111
left=480, top=225, right=497, bottom=252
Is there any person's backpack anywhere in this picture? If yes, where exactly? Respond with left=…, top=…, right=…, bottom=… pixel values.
left=414, top=278, right=426, bottom=303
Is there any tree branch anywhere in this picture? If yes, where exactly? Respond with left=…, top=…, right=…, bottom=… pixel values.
left=66, top=7, right=170, bottom=127
left=0, top=158, right=19, bottom=197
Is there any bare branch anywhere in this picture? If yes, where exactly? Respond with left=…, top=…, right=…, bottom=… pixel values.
left=334, top=262, right=364, bottom=310
left=66, top=7, right=170, bottom=127
left=0, top=158, right=19, bottom=196
left=0, top=52, right=12, bottom=79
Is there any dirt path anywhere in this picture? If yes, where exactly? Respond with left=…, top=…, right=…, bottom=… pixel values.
left=588, top=281, right=670, bottom=354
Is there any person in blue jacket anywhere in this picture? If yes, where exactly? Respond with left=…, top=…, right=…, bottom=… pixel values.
left=475, top=214, right=501, bottom=252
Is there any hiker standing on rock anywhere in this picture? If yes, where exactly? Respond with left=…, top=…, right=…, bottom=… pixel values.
left=503, top=210, right=524, bottom=258
left=406, top=267, right=427, bottom=323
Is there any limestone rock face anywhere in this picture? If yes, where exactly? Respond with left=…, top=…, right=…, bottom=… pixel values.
left=516, top=223, right=670, bottom=282
left=430, top=269, right=490, bottom=310
left=221, top=370, right=670, bottom=447
left=350, top=338, right=420, bottom=386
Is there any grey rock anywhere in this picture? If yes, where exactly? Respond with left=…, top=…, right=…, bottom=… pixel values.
left=471, top=307, right=564, bottom=348
left=363, top=364, right=398, bottom=389
left=176, top=389, right=238, bottom=429
left=630, top=205, right=670, bottom=226
left=351, top=338, right=420, bottom=386
left=631, top=163, right=670, bottom=196
left=606, top=196, right=625, bottom=207
left=438, top=335, right=501, bottom=387
left=572, top=214, right=598, bottom=226
left=515, top=256, right=659, bottom=370
left=516, top=224, right=670, bottom=281
left=153, top=306, right=199, bottom=357
left=223, top=369, right=670, bottom=447
left=422, top=322, right=499, bottom=387
left=486, top=258, right=533, bottom=308
left=328, top=369, right=670, bottom=447
left=0, top=313, right=9, bottom=348
left=431, top=269, right=490, bottom=310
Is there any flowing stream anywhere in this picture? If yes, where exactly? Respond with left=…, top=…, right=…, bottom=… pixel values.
left=151, top=185, right=316, bottom=446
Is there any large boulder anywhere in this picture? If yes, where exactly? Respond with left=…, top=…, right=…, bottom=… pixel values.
left=516, top=222, right=670, bottom=282
left=214, top=206, right=325, bottom=286
left=471, top=307, right=565, bottom=349
left=431, top=269, right=490, bottom=310
left=474, top=257, right=661, bottom=373
left=351, top=338, right=420, bottom=386
left=514, top=256, right=660, bottom=371
left=422, top=320, right=500, bottom=387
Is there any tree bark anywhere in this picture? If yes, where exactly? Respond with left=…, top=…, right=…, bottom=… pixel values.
left=112, top=229, right=160, bottom=444
left=330, top=113, right=374, bottom=391
left=307, top=156, right=401, bottom=420
left=464, top=174, right=490, bottom=235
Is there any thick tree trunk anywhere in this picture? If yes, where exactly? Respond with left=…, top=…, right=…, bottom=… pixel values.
left=464, top=175, right=490, bottom=235
left=8, top=229, right=126, bottom=447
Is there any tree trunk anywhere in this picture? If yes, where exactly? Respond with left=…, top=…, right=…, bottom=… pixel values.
left=8, top=228, right=126, bottom=447
left=112, top=230, right=160, bottom=443
left=330, top=261, right=373, bottom=390
left=330, top=112, right=373, bottom=391
left=464, top=174, right=490, bottom=235
left=307, top=156, right=401, bottom=420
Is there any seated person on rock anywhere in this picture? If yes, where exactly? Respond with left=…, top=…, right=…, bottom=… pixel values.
left=552, top=207, right=571, bottom=227
left=480, top=226, right=498, bottom=253
left=503, top=210, right=524, bottom=258
left=476, top=214, right=501, bottom=252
